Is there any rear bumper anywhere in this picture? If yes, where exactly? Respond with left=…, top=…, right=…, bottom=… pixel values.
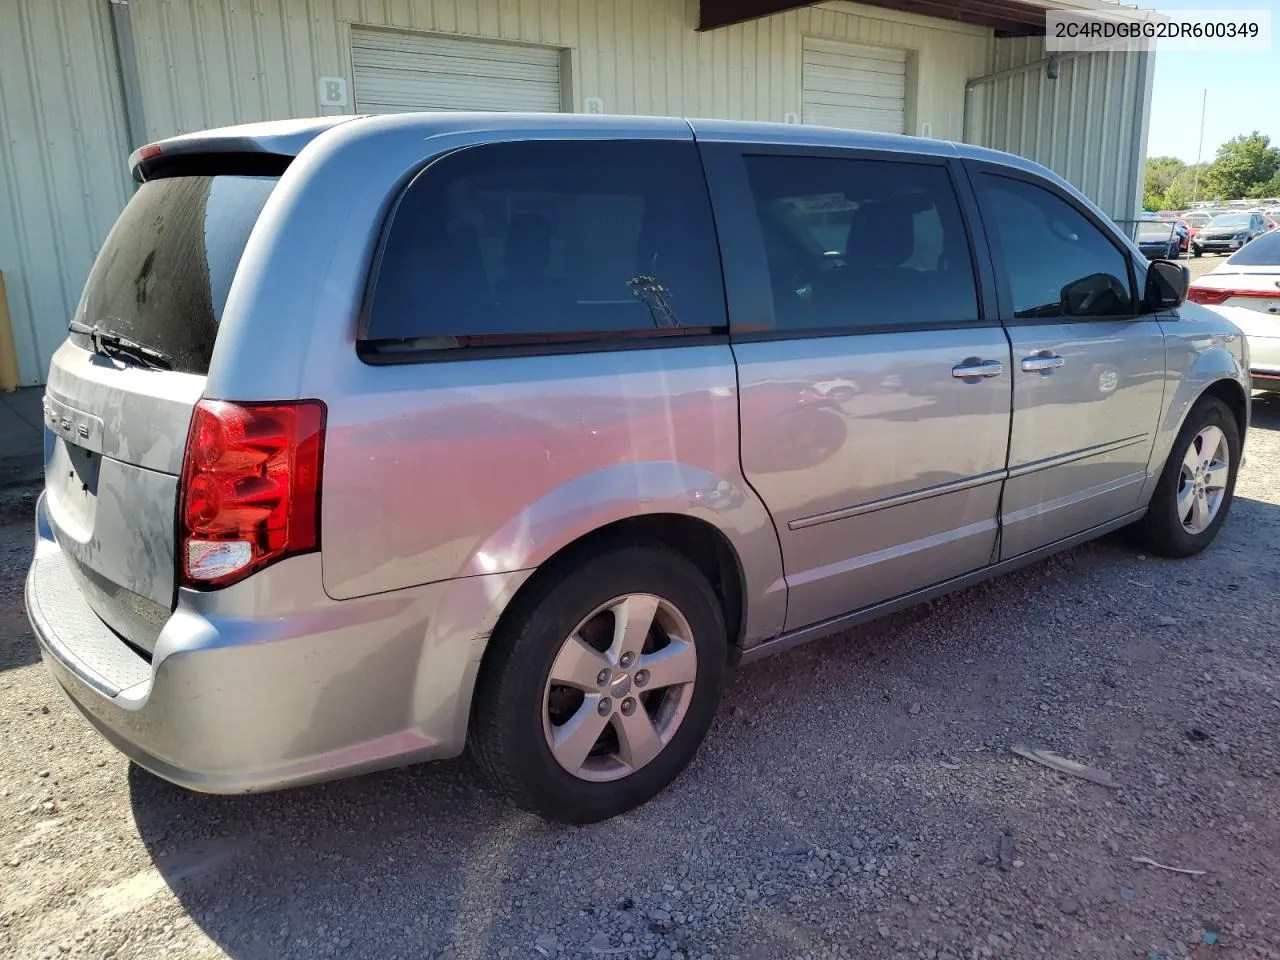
left=26, top=494, right=530, bottom=794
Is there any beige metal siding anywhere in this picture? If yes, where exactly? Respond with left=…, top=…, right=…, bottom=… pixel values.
left=124, top=0, right=991, bottom=141
left=802, top=38, right=906, bottom=133
left=0, top=0, right=134, bottom=385
left=351, top=28, right=563, bottom=113
left=976, top=37, right=1153, bottom=221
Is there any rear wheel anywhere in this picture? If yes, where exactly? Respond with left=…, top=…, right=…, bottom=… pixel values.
left=470, top=544, right=727, bottom=823
left=1134, top=396, right=1240, bottom=558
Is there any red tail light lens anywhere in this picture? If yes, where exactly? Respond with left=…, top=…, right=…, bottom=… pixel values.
left=1187, top=287, right=1231, bottom=305
left=179, top=399, right=326, bottom=588
left=1188, top=287, right=1279, bottom=305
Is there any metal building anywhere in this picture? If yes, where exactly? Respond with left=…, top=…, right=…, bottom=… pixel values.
left=0, top=0, right=1154, bottom=387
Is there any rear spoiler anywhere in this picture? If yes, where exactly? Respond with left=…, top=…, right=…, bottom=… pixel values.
left=129, top=116, right=359, bottom=182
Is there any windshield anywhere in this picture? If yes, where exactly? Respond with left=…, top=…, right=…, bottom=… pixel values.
left=1227, top=231, right=1280, bottom=265
left=75, top=175, right=279, bottom=375
left=1206, top=214, right=1251, bottom=228
left=1184, top=213, right=1211, bottom=225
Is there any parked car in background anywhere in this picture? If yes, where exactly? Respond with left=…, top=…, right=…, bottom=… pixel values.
left=1137, top=221, right=1182, bottom=260
left=1181, top=210, right=1214, bottom=244
left=1188, top=230, right=1280, bottom=391
left=1172, top=218, right=1191, bottom=251
left=1191, top=212, right=1267, bottom=257
left=24, top=114, right=1249, bottom=824
left=1264, top=215, right=1279, bottom=233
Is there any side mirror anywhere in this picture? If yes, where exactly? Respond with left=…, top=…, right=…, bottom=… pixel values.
left=1144, top=260, right=1190, bottom=311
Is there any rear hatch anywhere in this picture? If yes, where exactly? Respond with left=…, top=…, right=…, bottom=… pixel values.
left=44, top=168, right=281, bottom=653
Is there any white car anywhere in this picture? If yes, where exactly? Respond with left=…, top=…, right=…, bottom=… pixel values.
left=1188, top=230, right=1280, bottom=390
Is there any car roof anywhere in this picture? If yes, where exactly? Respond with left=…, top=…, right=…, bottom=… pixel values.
left=132, top=111, right=1066, bottom=185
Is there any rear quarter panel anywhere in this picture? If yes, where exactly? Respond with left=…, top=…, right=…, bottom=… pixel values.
left=317, top=346, right=787, bottom=648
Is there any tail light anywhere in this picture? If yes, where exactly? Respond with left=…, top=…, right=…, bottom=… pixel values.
left=1187, top=287, right=1232, bottom=305
left=179, top=399, right=326, bottom=588
left=1187, top=287, right=1279, bottom=305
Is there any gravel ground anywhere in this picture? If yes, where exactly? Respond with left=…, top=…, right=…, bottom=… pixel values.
left=2, top=397, right=1278, bottom=960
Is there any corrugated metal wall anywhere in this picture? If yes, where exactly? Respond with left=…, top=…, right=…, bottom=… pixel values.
left=0, top=0, right=134, bottom=386
left=124, top=0, right=990, bottom=141
left=975, top=36, right=1154, bottom=221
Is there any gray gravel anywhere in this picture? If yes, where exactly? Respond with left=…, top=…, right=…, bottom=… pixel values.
left=2, top=397, right=1279, bottom=960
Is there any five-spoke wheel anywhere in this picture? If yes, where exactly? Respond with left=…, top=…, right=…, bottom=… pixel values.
left=1137, top=395, right=1240, bottom=557
left=543, top=594, right=698, bottom=781
left=471, top=544, right=726, bottom=823
left=1176, top=424, right=1230, bottom=535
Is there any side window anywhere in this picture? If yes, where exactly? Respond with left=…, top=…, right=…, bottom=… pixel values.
left=741, top=155, right=979, bottom=332
left=364, top=140, right=726, bottom=347
left=975, top=174, right=1134, bottom=320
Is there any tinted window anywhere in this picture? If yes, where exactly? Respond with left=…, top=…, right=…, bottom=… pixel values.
left=1227, top=230, right=1280, bottom=265
left=742, top=156, right=978, bottom=331
left=976, top=174, right=1134, bottom=319
left=76, top=175, right=277, bottom=375
left=1206, top=214, right=1250, bottom=229
left=365, top=140, right=725, bottom=347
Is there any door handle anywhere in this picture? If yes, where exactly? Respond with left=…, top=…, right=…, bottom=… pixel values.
left=952, top=359, right=1004, bottom=380
left=1021, top=354, right=1066, bottom=373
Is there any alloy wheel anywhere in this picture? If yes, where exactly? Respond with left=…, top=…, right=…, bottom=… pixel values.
left=542, top=594, right=698, bottom=782
left=1177, top=425, right=1229, bottom=534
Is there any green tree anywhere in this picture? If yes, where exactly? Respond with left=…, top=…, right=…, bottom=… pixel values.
left=1201, top=132, right=1280, bottom=200
left=1162, top=180, right=1190, bottom=211
left=1249, top=168, right=1280, bottom=199
left=1143, top=155, right=1186, bottom=209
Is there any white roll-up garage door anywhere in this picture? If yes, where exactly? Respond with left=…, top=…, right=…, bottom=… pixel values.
left=801, top=39, right=907, bottom=134
left=351, top=29, right=563, bottom=114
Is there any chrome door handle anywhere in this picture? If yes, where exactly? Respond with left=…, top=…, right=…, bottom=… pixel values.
left=1021, top=354, right=1066, bottom=373
left=952, top=359, right=1005, bottom=379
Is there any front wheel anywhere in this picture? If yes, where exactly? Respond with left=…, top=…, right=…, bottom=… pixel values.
left=470, top=544, right=727, bottom=823
left=1134, top=396, right=1240, bottom=558
left=1192, top=248, right=1203, bottom=258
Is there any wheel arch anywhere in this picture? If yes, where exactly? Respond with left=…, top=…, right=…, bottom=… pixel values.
left=1200, top=377, right=1249, bottom=441
left=484, top=512, right=752, bottom=660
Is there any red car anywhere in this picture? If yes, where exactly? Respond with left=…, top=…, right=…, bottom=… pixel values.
left=1181, top=211, right=1214, bottom=246
left=1175, top=218, right=1192, bottom=251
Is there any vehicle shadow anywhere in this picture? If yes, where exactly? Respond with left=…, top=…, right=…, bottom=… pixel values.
left=0, top=518, right=38, bottom=672
left=1249, top=390, right=1280, bottom=431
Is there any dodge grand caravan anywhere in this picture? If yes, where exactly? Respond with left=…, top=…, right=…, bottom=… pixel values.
left=26, top=114, right=1249, bottom=823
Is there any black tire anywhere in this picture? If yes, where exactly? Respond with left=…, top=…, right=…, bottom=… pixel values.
left=1192, top=248, right=1202, bottom=258
left=1134, top=395, right=1240, bottom=558
left=470, top=543, right=727, bottom=823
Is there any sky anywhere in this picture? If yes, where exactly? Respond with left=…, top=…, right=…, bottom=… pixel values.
left=1144, top=0, right=1280, bottom=163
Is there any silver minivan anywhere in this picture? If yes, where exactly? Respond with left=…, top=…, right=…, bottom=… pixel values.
left=26, top=114, right=1249, bottom=823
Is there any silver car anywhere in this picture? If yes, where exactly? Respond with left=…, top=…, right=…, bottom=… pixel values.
left=26, top=114, right=1249, bottom=823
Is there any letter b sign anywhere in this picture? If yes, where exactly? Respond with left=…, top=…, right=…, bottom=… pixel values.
left=318, top=77, right=349, bottom=108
